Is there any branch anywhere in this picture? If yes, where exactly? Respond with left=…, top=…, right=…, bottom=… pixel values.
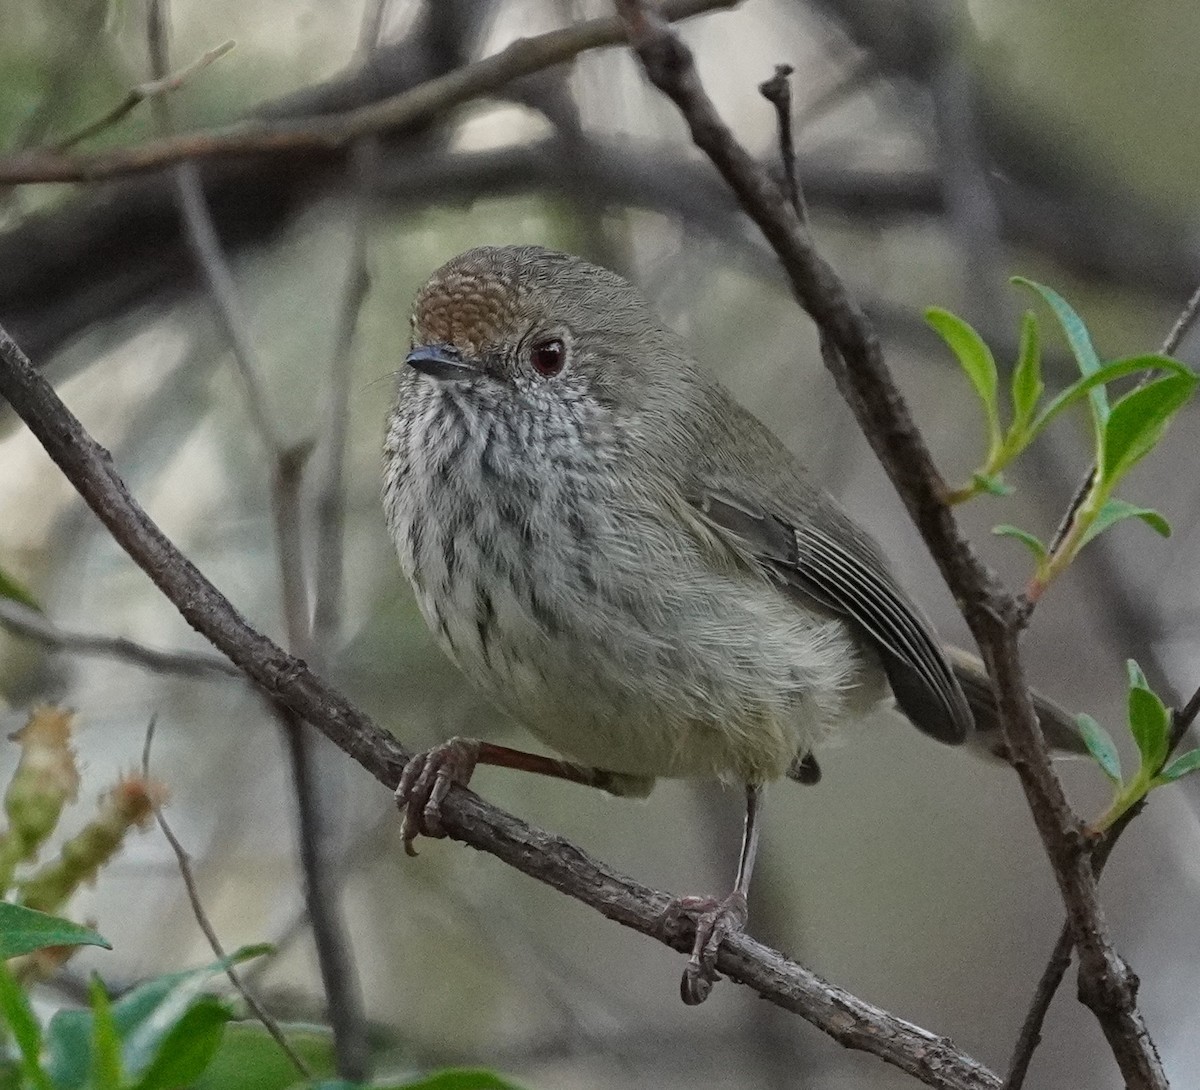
left=141, top=715, right=310, bottom=1079
left=614, top=2, right=1166, bottom=1085
left=54, top=40, right=235, bottom=150
left=0, top=323, right=1001, bottom=1090
left=145, top=3, right=365, bottom=1074
left=0, top=597, right=241, bottom=679
left=0, top=0, right=734, bottom=186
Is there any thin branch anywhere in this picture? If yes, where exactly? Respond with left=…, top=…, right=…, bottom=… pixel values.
left=615, top=2, right=1165, bottom=1085
left=54, top=40, right=235, bottom=150
left=146, top=2, right=365, bottom=1076
left=0, top=320, right=1003, bottom=1090
left=0, top=596, right=241, bottom=679
left=141, top=716, right=311, bottom=1079
left=311, top=0, right=390, bottom=664
left=0, top=0, right=735, bottom=186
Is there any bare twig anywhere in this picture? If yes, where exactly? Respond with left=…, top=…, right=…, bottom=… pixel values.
left=141, top=716, right=311, bottom=1078
left=311, top=0, right=390, bottom=663
left=0, top=317, right=1004, bottom=1090
left=146, top=2, right=365, bottom=1076
left=616, top=2, right=1165, bottom=1085
left=55, top=40, right=235, bottom=150
left=0, top=596, right=241, bottom=679
left=0, top=0, right=735, bottom=186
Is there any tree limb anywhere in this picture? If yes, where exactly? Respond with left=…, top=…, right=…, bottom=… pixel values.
left=614, top=1, right=1167, bottom=1085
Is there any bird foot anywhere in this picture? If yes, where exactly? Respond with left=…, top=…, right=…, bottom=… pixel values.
left=660, top=890, right=749, bottom=1005
left=395, top=737, right=480, bottom=856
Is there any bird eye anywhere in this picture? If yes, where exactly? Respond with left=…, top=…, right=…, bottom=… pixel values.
left=530, top=337, right=566, bottom=377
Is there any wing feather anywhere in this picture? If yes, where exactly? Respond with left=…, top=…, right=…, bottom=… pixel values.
left=693, top=491, right=972, bottom=744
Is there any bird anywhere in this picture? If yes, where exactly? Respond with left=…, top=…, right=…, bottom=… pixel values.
left=382, top=243, right=1079, bottom=1003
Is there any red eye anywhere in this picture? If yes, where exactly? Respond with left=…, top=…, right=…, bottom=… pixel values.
left=530, top=337, right=565, bottom=377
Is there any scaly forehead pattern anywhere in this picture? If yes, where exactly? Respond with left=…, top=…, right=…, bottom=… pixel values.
left=411, top=246, right=552, bottom=356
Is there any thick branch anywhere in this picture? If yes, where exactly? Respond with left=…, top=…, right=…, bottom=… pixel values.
left=0, top=324, right=997, bottom=1090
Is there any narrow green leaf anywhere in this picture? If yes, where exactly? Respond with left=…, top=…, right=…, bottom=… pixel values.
left=0, top=902, right=111, bottom=959
left=89, top=976, right=122, bottom=1090
left=1010, top=310, right=1044, bottom=430
left=1075, top=713, right=1122, bottom=783
left=1077, top=500, right=1171, bottom=550
left=1012, top=277, right=1108, bottom=425
left=1126, top=659, right=1150, bottom=691
left=1100, top=372, right=1198, bottom=485
left=1155, top=748, right=1200, bottom=784
left=129, top=997, right=232, bottom=1090
left=993, top=524, right=1048, bottom=561
left=1128, top=686, right=1171, bottom=772
left=1026, top=355, right=1192, bottom=443
left=0, top=566, right=39, bottom=611
left=0, top=961, right=53, bottom=1090
left=925, top=307, right=1002, bottom=448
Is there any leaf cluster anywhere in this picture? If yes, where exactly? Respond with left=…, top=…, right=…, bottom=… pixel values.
left=927, top=280, right=1197, bottom=595
left=1076, top=662, right=1200, bottom=831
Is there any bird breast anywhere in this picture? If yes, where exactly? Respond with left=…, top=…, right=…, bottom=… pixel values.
left=383, top=379, right=880, bottom=784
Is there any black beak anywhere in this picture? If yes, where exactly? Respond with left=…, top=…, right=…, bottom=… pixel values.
left=406, top=344, right=482, bottom=381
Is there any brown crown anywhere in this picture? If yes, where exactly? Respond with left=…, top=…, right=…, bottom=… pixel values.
left=412, top=262, right=530, bottom=357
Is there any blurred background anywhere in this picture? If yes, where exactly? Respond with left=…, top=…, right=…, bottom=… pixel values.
left=2, top=1, right=1200, bottom=1087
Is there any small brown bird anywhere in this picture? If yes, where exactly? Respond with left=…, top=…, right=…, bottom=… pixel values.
left=382, top=245, right=1078, bottom=1003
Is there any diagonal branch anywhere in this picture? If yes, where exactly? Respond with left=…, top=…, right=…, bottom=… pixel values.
left=0, top=320, right=1000, bottom=1090
left=614, top=2, right=1166, bottom=1086
left=0, top=0, right=735, bottom=186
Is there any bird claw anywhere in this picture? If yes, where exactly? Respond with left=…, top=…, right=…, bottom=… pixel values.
left=660, top=890, right=749, bottom=1005
left=395, top=737, right=480, bottom=856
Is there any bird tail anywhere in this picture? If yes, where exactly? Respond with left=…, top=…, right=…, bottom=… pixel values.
left=946, top=646, right=1088, bottom=760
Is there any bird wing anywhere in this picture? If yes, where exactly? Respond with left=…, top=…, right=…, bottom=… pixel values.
left=690, top=489, right=972, bottom=745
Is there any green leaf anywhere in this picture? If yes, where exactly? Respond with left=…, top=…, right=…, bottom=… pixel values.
left=42, top=946, right=271, bottom=1088
left=972, top=473, right=1013, bottom=497
left=992, top=524, right=1048, bottom=561
left=44, top=1010, right=91, bottom=1090
left=0, top=961, right=53, bottom=1090
left=191, top=1021, right=336, bottom=1090
left=925, top=307, right=1002, bottom=449
left=129, top=996, right=232, bottom=1090
left=1075, top=714, right=1122, bottom=783
left=0, top=566, right=39, bottom=611
left=1126, top=658, right=1150, bottom=692
left=0, top=902, right=111, bottom=959
left=1010, top=310, right=1044, bottom=431
left=1013, top=278, right=1108, bottom=426
left=116, top=944, right=270, bottom=1080
left=1100, top=372, right=1198, bottom=485
left=1155, top=748, right=1200, bottom=784
left=396, top=1070, right=532, bottom=1090
left=89, top=976, right=123, bottom=1090
left=1128, top=685, right=1171, bottom=772
left=1077, top=500, right=1171, bottom=550
left=1026, top=355, right=1192, bottom=443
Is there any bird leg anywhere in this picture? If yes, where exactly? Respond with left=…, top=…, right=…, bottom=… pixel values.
left=663, top=783, right=764, bottom=1005
left=395, top=737, right=617, bottom=855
